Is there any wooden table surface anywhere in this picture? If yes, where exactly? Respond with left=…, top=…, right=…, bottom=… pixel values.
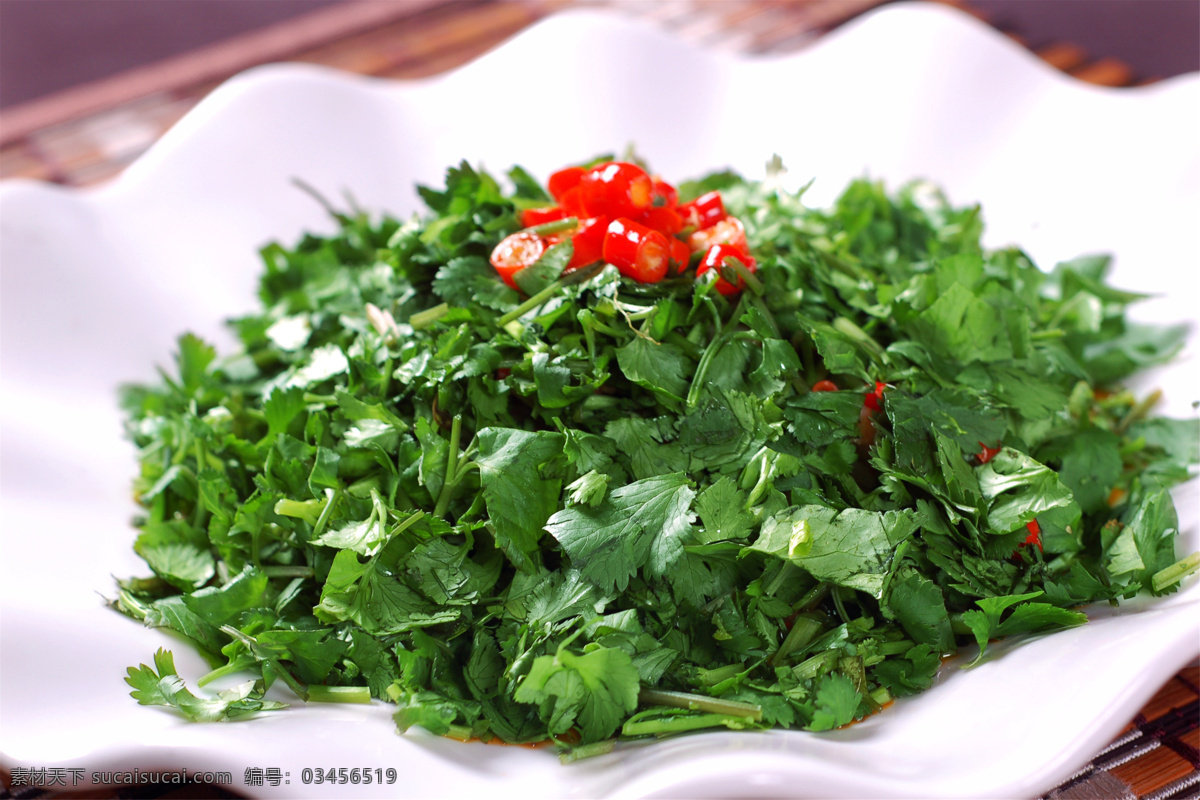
left=1, top=2, right=1196, bottom=799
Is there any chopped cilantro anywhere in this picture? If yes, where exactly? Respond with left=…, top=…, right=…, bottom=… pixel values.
left=113, top=160, right=1198, bottom=756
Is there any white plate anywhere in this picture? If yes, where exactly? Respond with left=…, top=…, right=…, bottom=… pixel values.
left=1, top=4, right=1197, bottom=798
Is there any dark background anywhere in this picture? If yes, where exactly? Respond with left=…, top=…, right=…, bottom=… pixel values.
left=0, top=0, right=344, bottom=108
left=1, top=0, right=1198, bottom=110
left=970, top=0, right=1199, bottom=79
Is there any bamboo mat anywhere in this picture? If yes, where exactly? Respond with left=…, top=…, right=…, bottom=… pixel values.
left=0, top=2, right=1196, bottom=799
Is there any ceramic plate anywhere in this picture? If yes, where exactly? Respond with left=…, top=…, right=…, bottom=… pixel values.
left=2, top=4, right=1197, bottom=798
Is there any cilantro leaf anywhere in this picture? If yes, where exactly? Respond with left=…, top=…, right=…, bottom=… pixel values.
left=616, top=336, right=690, bottom=406
left=175, top=333, right=216, bottom=394
left=513, top=646, right=640, bottom=743
left=546, top=473, right=695, bottom=592
left=808, top=673, right=860, bottom=731
left=603, top=417, right=688, bottom=481
left=315, top=490, right=390, bottom=556
left=874, top=644, right=941, bottom=697
left=139, top=542, right=215, bottom=591
left=126, top=648, right=286, bottom=722
left=476, top=428, right=565, bottom=572
left=977, top=449, right=1075, bottom=536
left=115, top=160, right=1198, bottom=750
left=885, top=570, right=954, bottom=651
left=695, top=477, right=753, bottom=543
left=749, top=506, right=918, bottom=598
left=960, top=591, right=1088, bottom=663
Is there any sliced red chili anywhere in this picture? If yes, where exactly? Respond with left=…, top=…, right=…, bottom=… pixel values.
left=547, top=166, right=585, bottom=201
left=637, top=206, right=683, bottom=236
left=863, top=381, right=887, bottom=412
left=563, top=216, right=609, bottom=271
left=490, top=231, right=545, bottom=290
left=603, top=218, right=670, bottom=283
left=580, top=162, right=654, bottom=219
left=651, top=178, right=679, bottom=208
left=812, top=379, right=839, bottom=392
left=521, top=206, right=567, bottom=228
left=687, top=215, right=748, bottom=254
left=696, top=243, right=756, bottom=296
left=1021, top=519, right=1042, bottom=550
left=669, top=238, right=691, bottom=274
left=857, top=405, right=877, bottom=446
left=977, top=442, right=1002, bottom=464
left=559, top=186, right=587, bottom=218
left=679, top=191, right=726, bottom=230
left=856, top=381, right=887, bottom=446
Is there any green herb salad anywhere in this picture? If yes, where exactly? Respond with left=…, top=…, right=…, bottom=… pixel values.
left=115, top=156, right=1199, bottom=758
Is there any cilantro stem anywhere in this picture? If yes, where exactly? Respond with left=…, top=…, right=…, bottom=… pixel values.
left=303, top=392, right=338, bottom=405
left=497, top=262, right=604, bottom=327
left=499, top=282, right=564, bottom=327
left=1116, top=388, right=1162, bottom=434
left=379, top=355, right=392, bottom=399
left=764, top=562, right=798, bottom=597
left=217, top=626, right=308, bottom=700
left=583, top=314, right=625, bottom=338
left=623, top=713, right=757, bottom=737
left=433, top=416, right=463, bottom=518
left=831, top=587, right=853, bottom=624
left=792, top=649, right=838, bottom=680
left=291, top=177, right=349, bottom=223
left=410, top=303, right=449, bottom=330
left=559, top=739, right=614, bottom=763
left=457, top=438, right=478, bottom=473
left=307, top=685, right=372, bottom=704
left=720, top=257, right=764, bottom=296
left=636, top=688, right=763, bottom=721
left=770, top=614, right=824, bottom=667
left=264, top=658, right=308, bottom=701
left=526, top=217, right=578, bottom=236
left=744, top=447, right=776, bottom=508
left=832, top=317, right=885, bottom=360
left=263, top=566, right=314, bottom=579
left=444, top=724, right=474, bottom=741
left=878, top=640, right=915, bottom=655
left=389, top=509, right=426, bottom=536
left=796, top=581, right=829, bottom=612
left=686, top=331, right=735, bottom=409
left=197, top=654, right=257, bottom=687
left=686, top=296, right=756, bottom=408
left=274, top=497, right=327, bottom=527
left=1152, top=552, right=1200, bottom=592
left=311, top=488, right=340, bottom=538
left=695, top=663, right=742, bottom=686
left=708, top=656, right=767, bottom=695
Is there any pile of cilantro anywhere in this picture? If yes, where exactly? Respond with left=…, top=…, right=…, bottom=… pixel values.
left=116, top=159, right=1198, bottom=757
